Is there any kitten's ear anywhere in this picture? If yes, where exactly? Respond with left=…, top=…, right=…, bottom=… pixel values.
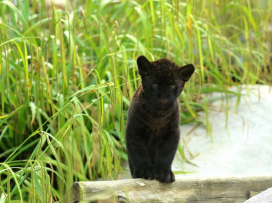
left=177, top=64, right=195, bottom=82
left=137, top=55, right=152, bottom=77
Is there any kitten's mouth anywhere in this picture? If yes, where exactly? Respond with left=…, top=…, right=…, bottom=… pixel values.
left=157, top=105, right=171, bottom=111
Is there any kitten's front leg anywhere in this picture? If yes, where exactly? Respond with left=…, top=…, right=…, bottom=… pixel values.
left=154, top=133, right=180, bottom=183
left=126, top=132, right=156, bottom=180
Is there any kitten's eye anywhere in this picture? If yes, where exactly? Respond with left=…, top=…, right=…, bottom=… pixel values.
left=170, top=85, right=176, bottom=89
left=152, top=84, right=158, bottom=88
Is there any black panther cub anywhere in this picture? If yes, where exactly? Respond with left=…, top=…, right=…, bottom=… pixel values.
left=125, top=55, right=195, bottom=183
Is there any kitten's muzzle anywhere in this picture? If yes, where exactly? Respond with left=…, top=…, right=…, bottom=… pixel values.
left=159, top=98, right=168, bottom=104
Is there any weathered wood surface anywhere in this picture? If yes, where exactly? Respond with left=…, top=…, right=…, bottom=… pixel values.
left=63, top=175, right=272, bottom=203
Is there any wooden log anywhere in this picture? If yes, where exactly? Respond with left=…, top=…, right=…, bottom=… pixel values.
left=62, top=175, right=272, bottom=203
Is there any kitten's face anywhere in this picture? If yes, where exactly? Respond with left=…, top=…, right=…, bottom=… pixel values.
left=137, top=56, right=195, bottom=110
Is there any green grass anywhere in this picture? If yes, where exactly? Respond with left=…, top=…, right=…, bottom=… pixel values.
left=0, top=0, right=271, bottom=202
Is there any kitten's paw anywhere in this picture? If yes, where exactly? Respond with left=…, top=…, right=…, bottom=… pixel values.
left=156, top=169, right=175, bottom=183
left=133, top=166, right=156, bottom=180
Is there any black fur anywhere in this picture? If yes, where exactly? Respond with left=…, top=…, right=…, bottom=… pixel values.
left=125, top=55, right=195, bottom=183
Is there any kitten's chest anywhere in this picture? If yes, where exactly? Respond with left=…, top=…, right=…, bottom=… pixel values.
left=142, top=118, right=178, bottom=151
left=140, top=111, right=178, bottom=141
left=146, top=116, right=166, bottom=133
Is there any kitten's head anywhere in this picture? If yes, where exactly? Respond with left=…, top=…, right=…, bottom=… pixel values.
left=137, top=55, right=195, bottom=110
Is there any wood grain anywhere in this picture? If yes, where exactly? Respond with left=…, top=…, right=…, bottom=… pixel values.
left=62, top=175, right=272, bottom=203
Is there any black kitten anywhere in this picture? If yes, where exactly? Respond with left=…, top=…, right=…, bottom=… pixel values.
left=125, top=55, right=195, bottom=183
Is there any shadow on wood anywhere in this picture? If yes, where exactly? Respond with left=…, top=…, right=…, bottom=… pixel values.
left=62, top=174, right=272, bottom=203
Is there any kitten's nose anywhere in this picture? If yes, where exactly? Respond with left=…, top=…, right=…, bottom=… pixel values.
left=159, top=98, right=167, bottom=104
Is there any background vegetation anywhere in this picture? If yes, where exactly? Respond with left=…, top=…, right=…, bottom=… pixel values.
left=0, top=0, right=271, bottom=202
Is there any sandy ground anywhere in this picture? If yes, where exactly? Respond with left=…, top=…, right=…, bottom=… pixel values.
left=120, top=85, right=272, bottom=179
left=174, top=85, right=272, bottom=177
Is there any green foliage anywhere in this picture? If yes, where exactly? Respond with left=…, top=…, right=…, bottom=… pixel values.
left=0, top=0, right=271, bottom=202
